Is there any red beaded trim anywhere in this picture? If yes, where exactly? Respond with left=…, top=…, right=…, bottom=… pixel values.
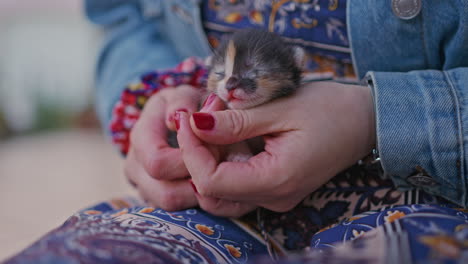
left=109, top=57, right=207, bottom=155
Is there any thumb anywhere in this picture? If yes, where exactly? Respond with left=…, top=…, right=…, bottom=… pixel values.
left=190, top=102, right=288, bottom=145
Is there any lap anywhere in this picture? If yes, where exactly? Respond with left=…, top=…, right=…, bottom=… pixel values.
left=6, top=198, right=268, bottom=264
left=6, top=163, right=464, bottom=264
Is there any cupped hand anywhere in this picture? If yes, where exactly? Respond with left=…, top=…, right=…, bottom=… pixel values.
left=174, top=94, right=257, bottom=217
left=124, top=84, right=202, bottom=211
left=176, top=82, right=376, bottom=214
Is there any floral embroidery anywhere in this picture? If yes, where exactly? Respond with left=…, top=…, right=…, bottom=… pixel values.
left=352, top=229, right=365, bottom=239
left=195, top=224, right=215, bottom=236
left=202, top=0, right=355, bottom=82
left=384, top=210, right=406, bottom=223
left=224, top=244, right=242, bottom=258
left=83, top=210, right=102, bottom=215
left=139, top=207, right=155, bottom=213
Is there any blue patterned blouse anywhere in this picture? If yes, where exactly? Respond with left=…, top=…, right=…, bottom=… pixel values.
left=201, top=0, right=355, bottom=82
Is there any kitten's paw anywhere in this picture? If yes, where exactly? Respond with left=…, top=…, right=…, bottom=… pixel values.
left=226, top=152, right=252, bottom=162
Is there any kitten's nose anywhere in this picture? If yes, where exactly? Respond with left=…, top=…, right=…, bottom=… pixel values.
left=225, top=76, right=240, bottom=91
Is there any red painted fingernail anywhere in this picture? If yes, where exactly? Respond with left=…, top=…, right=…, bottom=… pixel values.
left=202, top=93, right=216, bottom=108
left=189, top=180, right=199, bottom=194
left=174, top=111, right=181, bottom=130
left=192, top=113, right=215, bottom=130
left=176, top=108, right=188, bottom=113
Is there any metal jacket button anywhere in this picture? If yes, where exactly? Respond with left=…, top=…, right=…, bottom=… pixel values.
left=407, top=174, right=438, bottom=187
left=407, top=166, right=438, bottom=187
left=391, top=0, right=422, bottom=20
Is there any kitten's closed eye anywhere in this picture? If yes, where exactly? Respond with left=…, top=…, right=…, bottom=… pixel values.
left=214, top=71, right=225, bottom=80
left=246, top=69, right=258, bottom=79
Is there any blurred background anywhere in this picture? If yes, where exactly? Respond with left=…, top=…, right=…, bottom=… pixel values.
left=0, top=0, right=136, bottom=259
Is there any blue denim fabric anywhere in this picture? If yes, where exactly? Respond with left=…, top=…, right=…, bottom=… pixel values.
left=85, top=0, right=468, bottom=206
left=348, top=0, right=468, bottom=206
left=84, top=0, right=211, bottom=129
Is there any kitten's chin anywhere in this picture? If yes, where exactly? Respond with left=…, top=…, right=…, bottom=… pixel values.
left=217, top=88, right=266, bottom=109
left=227, top=99, right=263, bottom=110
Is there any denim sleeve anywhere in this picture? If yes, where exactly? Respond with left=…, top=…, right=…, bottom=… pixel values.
left=367, top=68, right=468, bottom=207
left=84, top=0, right=181, bottom=132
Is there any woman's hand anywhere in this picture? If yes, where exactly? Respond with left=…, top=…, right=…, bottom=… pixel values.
left=124, top=85, right=202, bottom=211
left=176, top=82, right=376, bottom=215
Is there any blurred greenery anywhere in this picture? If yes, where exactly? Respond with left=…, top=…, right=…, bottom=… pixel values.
left=0, top=101, right=99, bottom=140
left=34, top=102, right=73, bottom=131
left=0, top=111, right=10, bottom=139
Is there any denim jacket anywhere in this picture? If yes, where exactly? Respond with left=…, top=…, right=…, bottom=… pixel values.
left=85, top=0, right=468, bottom=207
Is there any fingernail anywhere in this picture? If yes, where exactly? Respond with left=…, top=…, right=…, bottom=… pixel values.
left=192, top=113, right=215, bottom=130
left=202, top=93, right=216, bottom=109
left=189, top=180, right=199, bottom=194
left=174, top=111, right=181, bottom=130
left=171, top=109, right=187, bottom=129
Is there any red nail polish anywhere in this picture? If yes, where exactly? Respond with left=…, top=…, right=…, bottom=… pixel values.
left=189, top=180, right=199, bottom=194
left=174, top=112, right=181, bottom=130
left=176, top=108, right=188, bottom=113
left=192, top=113, right=215, bottom=130
left=202, top=93, right=216, bottom=108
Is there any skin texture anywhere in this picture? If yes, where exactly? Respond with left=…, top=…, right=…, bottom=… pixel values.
left=124, top=85, right=202, bottom=211
left=125, top=81, right=376, bottom=217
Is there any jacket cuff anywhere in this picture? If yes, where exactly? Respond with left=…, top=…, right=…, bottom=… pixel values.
left=367, top=68, right=467, bottom=207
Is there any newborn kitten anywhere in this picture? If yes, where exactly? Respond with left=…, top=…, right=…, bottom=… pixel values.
left=205, top=28, right=304, bottom=161
left=206, top=28, right=303, bottom=110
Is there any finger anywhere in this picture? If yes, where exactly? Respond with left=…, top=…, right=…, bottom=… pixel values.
left=165, top=85, right=202, bottom=131
left=176, top=110, right=218, bottom=179
left=178, top=110, right=285, bottom=201
left=131, top=95, right=189, bottom=180
left=139, top=176, right=198, bottom=212
left=199, top=93, right=227, bottom=113
left=125, top=149, right=198, bottom=211
left=190, top=100, right=291, bottom=145
left=195, top=193, right=257, bottom=217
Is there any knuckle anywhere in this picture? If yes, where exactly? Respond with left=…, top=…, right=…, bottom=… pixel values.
left=196, top=181, right=216, bottom=197
left=199, top=200, right=222, bottom=216
left=145, top=158, right=166, bottom=180
left=158, top=190, right=183, bottom=212
left=226, top=110, right=250, bottom=139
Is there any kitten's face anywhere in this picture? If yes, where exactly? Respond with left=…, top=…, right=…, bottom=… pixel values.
left=206, top=30, right=302, bottom=110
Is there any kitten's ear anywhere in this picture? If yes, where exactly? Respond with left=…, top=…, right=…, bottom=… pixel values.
left=292, top=46, right=306, bottom=69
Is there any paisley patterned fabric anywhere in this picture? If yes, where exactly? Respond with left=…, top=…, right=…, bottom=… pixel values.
left=202, top=0, right=356, bottom=82
left=6, top=198, right=268, bottom=264
left=254, top=205, right=468, bottom=264
left=7, top=164, right=466, bottom=263
left=259, top=162, right=453, bottom=252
